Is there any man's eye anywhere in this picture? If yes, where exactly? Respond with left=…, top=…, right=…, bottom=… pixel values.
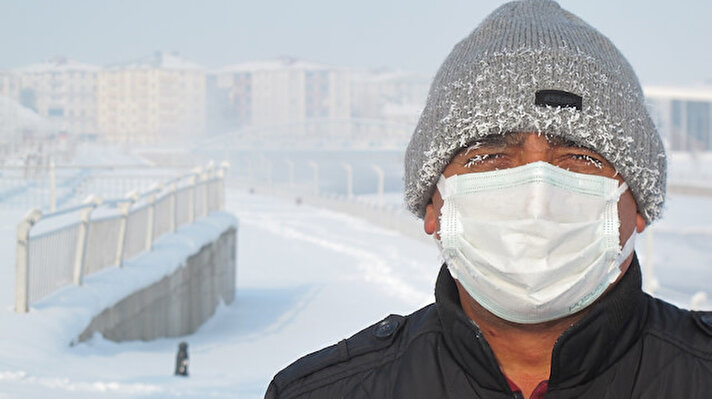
left=569, top=154, right=604, bottom=169
left=464, top=153, right=500, bottom=167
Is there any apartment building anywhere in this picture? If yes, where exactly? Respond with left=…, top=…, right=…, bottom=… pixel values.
left=12, top=57, right=99, bottom=136
left=350, top=68, right=430, bottom=143
left=97, top=52, right=206, bottom=144
left=209, top=58, right=351, bottom=141
left=646, top=86, right=712, bottom=151
left=0, top=70, right=21, bottom=102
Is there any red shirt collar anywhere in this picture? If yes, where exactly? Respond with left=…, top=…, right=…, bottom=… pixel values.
left=505, top=376, right=549, bottom=399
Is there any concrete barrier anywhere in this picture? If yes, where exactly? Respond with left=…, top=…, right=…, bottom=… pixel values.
left=78, top=226, right=237, bottom=342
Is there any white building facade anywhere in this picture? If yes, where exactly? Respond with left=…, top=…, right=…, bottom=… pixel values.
left=350, top=68, right=430, bottom=145
left=13, top=57, right=99, bottom=137
left=209, top=58, right=351, bottom=142
left=97, top=52, right=206, bottom=144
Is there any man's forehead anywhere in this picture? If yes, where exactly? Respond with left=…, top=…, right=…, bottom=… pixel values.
left=463, top=132, right=592, bottom=151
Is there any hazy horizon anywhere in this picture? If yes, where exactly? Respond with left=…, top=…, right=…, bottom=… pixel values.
left=1, top=0, right=711, bottom=86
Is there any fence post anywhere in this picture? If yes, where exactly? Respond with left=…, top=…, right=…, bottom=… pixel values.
left=371, top=164, right=385, bottom=206
left=15, top=209, right=43, bottom=313
left=145, top=184, right=161, bottom=251
left=341, top=163, right=353, bottom=199
left=265, top=158, right=273, bottom=188
left=49, top=161, right=57, bottom=212
left=218, top=161, right=229, bottom=210
left=643, top=227, right=657, bottom=294
left=115, top=192, right=138, bottom=268
left=73, top=195, right=102, bottom=286
left=202, top=162, right=214, bottom=217
left=169, top=180, right=178, bottom=233
left=189, top=168, right=201, bottom=224
left=285, top=159, right=294, bottom=188
left=308, top=161, right=319, bottom=195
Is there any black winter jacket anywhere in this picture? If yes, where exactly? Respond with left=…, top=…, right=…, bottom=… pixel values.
left=266, top=256, right=712, bottom=398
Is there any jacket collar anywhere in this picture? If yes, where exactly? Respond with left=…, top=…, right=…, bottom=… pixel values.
left=435, top=255, right=648, bottom=392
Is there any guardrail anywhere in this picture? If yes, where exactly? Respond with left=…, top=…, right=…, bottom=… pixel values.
left=14, top=161, right=228, bottom=313
left=0, top=163, right=191, bottom=211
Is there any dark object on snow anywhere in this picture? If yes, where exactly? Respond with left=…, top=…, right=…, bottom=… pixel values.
left=174, top=342, right=189, bottom=376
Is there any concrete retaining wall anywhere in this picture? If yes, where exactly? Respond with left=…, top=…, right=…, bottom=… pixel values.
left=78, top=226, right=237, bottom=342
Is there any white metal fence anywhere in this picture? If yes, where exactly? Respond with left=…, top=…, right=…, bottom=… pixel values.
left=15, top=162, right=228, bottom=313
left=0, top=163, right=188, bottom=211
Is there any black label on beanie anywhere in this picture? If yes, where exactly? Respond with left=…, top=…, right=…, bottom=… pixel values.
left=535, top=90, right=582, bottom=111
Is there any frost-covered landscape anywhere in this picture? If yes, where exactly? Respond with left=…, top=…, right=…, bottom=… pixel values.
left=0, top=162, right=439, bottom=398
left=2, top=1, right=712, bottom=397
left=0, top=142, right=711, bottom=398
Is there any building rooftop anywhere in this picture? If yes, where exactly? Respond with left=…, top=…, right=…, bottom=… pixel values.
left=15, top=57, right=100, bottom=73
left=214, top=57, right=342, bottom=73
left=107, top=51, right=204, bottom=70
left=350, top=67, right=431, bottom=83
left=644, top=85, right=712, bottom=101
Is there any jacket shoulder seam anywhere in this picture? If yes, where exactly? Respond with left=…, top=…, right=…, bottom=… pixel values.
left=645, top=329, right=712, bottom=360
left=278, top=327, right=442, bottom=397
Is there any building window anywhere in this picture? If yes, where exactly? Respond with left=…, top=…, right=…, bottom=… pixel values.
left=686, top=101, right=711, bottom=150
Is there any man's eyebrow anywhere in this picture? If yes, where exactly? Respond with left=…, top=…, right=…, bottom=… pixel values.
left=464, top=133, right=593, bottom=152
left=464, top=134, right=511, bottom=150
left=544, top=134, right=586, bottom=148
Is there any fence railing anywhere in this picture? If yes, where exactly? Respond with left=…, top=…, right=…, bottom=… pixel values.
left=0, top=162, right=192, bottom=211
left=15, top=161, right=229, bottom=313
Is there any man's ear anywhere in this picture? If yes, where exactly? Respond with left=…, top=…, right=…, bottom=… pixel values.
left=635, top=213, right=646, bottom=233
left=424, top=203, right=437, bottom=235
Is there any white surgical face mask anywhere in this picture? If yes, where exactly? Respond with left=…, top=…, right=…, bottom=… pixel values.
left=437, top=161, right=636, bottom=324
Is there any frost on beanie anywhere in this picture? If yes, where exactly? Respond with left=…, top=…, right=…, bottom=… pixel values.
left=404, top=0, right=666, bottom=223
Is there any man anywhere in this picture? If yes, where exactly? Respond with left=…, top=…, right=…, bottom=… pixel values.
left=265, top=1, right=712, bottom=398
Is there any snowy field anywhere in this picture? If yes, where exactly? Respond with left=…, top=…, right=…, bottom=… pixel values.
left=0, top=188, right=440, bottom=398
left=0, top=145, right=711, bottom=398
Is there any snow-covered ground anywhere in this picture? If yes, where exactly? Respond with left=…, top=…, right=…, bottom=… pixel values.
left=0, top=189, right=440, bottom=398
left=0, top=145, right=711, bottom=398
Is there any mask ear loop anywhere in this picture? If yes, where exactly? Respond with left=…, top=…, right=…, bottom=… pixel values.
left=612, top=180, right=636, bottom=262
left=611, top=181, right=629, bottom=201
left=436, top=175, right=449, bottom=198
left=435, top=175, right=457, bottom=249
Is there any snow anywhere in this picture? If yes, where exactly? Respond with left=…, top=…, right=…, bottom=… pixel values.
left=0, top=188, right=440, bottom=398
left=0, top=95, right=55, bottom=141
left=350, top=67, right=430, bottom=83
left=215, top=57, right=344, bottom=74
left=667, top=152, right=712, bottom=188
left=15, top=58, right=100, bottom=73
left=0, top=158, right=710, bottom=397
left=644, top=85, right=712, bottom=101
left=108, top=52, right=203, bottom=71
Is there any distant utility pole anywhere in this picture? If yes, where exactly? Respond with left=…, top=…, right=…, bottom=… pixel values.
left=307, top=161, right=319, bottom=195
left=341, top=162, right=353, bottom=199
left=371, top=164, right=384, bottom=206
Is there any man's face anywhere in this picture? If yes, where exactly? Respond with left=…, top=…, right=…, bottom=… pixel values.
left=424, top=132, right=646, bottom=275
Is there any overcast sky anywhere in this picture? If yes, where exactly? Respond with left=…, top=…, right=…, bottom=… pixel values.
left=1, top=0, right=710, bottom=86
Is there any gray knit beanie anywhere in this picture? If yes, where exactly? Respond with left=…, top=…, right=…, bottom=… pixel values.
left=404, top=0, right=666, bottom=223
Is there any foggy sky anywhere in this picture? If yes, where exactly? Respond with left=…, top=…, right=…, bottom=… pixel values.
left=1, top=0, right=710, bottom=86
